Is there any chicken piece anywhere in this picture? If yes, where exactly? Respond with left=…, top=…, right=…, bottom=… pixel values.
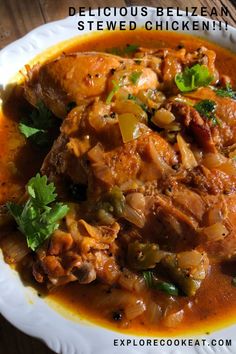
left=166, top=101, right=216, bottom=153
left=33, top=218, right=121, bottom=287
left=186, top=87, right=236, bottom=147
left=49, top=230, right=73, bottom=256
left=41, top=133, right=89, bottom=196
left=184, top=47, right=219, bottom=82
left=108, top=63, right=158, bottom=96
left=139, top=182, right=207, bottom=252
left=43, top=98, right=177, bottom=197
left=41, top=104, right=92, bottom=189
left=41, top=255, right=66, bottom=278
left=162, top=52, right=182, bottom=92
left=187, top=87, right=236, bottom=126
left=153, top=193, right=199, bottom=230
left=25, top=52, right=122, bottom=117
left=202, top=194, right=236, bottom=260
left=136, top=46, right=218, bottom=92
left=88, top=131, right=177, bottom=191
left=170, top=185, right=206, bottom=222
left=134, top=48, right=184, bottom=87
left=186, top=165, right=236, bottom=195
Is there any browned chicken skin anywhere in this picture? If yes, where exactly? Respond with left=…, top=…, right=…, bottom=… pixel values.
left=25, top=52, right=123, bottom=117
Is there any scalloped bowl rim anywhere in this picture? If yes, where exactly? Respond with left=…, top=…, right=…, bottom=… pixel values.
left=0, top=7, right=236, bottom=354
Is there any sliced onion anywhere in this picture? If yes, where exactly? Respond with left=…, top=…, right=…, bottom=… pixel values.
left=125, top=300, right=146, bottom=320
left=119, top=269, right=138, bottom=291
left=202, top=153, right=236, bottom=176
left=134, top=276, right=146, bottom=293
left=147, top=139, right=173, bottom=176
left=203, top=222, right=229, bottom=242
left=145, top=301, right=162, bottom=323
left=125, top=193, right=146, bottom=213
left=123, top=204, right=146, bottom=228
left=202, top=153, right=226, bottom=169
left=163, top=309, right=184, bottom=328
left=217, top=161, right=236, bottom=176
left=87, top=143, right=104, bottom=163
left=177, top=250, right=203, bottom=269
left=113, top=100, right=147, bottom=122
left=177, top=134, right=198, bottom=170
left=118, top=113, right=142, bottom=143
left=1, top=232, right=29, bottom=264
left=151, top=108, right=175, bottom=128
left=92, top=162, right=113, bottom=185
left=207, top=208, right=224, bottom=225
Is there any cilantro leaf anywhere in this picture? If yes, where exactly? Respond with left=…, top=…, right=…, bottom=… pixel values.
left=19, top=123, right=44, bottom=139
left=143, top=271, right=179, bottom=296
left=215, top=83, right=236, bottom=99
left=194, top=99, right=220, bottom=126
left=107, top=44, right=139, bottom=57
left=123, top=44, right=139, bottom=54
left=19, top=101, right=56, bottom=147
left=194, top=99, right=216, bottom=115
left=175, top=64, right=213, bottom=92
left=44, top=202, right=69, bottom=224
left=129, top=71, right=142, bottom=85
left=106, top=79, right=123, bottom=104
left=7, top=174, right=69, bottom=251
left=27, top=173, right=57, bottom=207
left=7, top=203, right=24, bottom=222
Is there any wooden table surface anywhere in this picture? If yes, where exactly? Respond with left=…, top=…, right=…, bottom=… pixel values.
left=0, top=0, right=236, bottom=353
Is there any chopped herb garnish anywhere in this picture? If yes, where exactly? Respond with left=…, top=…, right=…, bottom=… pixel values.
left=112, top=311, right=123, bottom=321
left=107, top=44, right=139, bottom=57
left=124, top=44, right=139, bottom=54
left=154, top=281, right=179, bottom=296
left=175, top=64, right=213, bottom=92
left=106, top=80, right=123, bottom=104
left=215, top=83, right=236, bottom=100
left=19, top=101, right=56, bottom=147
left=129, top=71, right=142, bottom=85
left=194, top=99, right=216, bottom=115
left=143, top=271, right=179, bottom=296
left=7, top=174, right=69, bottom=251
left=194, top=99, right=220, bottom=126
left=19, top=125, right=43, bottom=139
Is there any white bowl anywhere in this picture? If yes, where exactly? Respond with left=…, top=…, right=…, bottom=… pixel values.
left=0, top=7, right=236, bottom=354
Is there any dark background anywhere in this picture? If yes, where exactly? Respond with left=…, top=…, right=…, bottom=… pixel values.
left=0, top=0, right=236, bottom=353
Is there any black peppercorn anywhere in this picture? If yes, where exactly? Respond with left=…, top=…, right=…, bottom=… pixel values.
left=112, top=311, right=123, bottom=321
